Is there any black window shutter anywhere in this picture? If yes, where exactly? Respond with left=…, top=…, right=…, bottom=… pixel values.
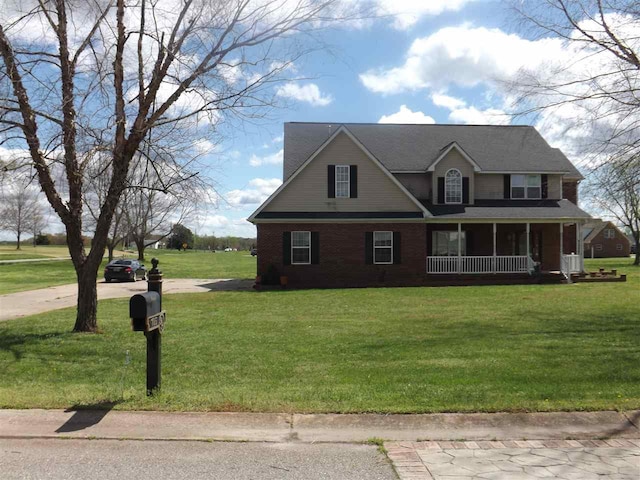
left=393, top=232, right=401, bottom=264
left=327, top=165, right=335, bottom=198
left=503, top=175, right=511, bottom=199
left=311, top=232, right=320, bottom=264
left=541, top=174, right=548, bottom=198
left=365, top=232, right=373, bottom=264
left=462, top=177, right=470, bottom=203
left=349, top=165, right=358, bottom=198
left=283, top=232, right=291, bottom=265
left=437, top=177, right=445, bottom=203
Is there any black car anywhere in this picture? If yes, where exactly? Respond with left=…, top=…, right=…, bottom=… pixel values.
left=104, top=259, right=147, bottom=282
left=250, top=248, right=257, bottom=256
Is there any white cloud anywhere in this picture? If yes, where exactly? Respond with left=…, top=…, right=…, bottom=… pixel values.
left=432, top=93, right=466, bottom=110
left=378, top=105, right=435, bottom=124
left=226, top=178, right=282, bottom=208
left=360, top=25, right=566, bottom=95
left=197, top=214, right=256, bottom=238
left=249, top=149, right=283, bottom=167
left=272, top=135, right=283, bottom=144
left=276, top=83, right=333, bottom=106
left=448, top=106, right=509, bottom=125
left=375, top=0, right=477, bottom=30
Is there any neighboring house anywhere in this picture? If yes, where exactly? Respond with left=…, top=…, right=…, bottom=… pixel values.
left=583, top=220, right=631, bottom=258
left=249, top=123, right=592, bottom=288
left=144, top=237, right=165, bottom=249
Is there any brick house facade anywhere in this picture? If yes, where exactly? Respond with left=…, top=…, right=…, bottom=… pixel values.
left=250, top=124, right=592, bottom=288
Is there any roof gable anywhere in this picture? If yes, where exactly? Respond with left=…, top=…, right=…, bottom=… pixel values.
left=427, top=142, right=481, bottom=172
left=249, top=126, right=429, bottom=221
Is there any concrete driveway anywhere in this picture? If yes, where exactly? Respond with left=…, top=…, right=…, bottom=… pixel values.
left=0, top=278, right=253, bottom=322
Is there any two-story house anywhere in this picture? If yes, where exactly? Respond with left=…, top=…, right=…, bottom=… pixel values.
left=249, top=123, right=592, bottom=288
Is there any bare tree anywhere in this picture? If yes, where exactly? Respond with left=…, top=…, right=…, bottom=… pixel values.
left=510, top=0, right=640, bottom=165
left=0, top=175, right=43, bottom=249
left=0, top=0, right=354, bottom=332
left=585, top=160, right=640, bottom=264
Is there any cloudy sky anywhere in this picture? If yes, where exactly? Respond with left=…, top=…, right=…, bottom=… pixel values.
left=1, top=0, right=610, bottom=240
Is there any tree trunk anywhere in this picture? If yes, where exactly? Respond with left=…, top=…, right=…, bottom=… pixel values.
left=73, top=262, right=100, bottom=333
left=634, top=237, right=639, bottom=266
left=16, top=231, right=21, bottom=250
left=107, top=244, right=115, bottom=262
left=136, top=238, right=145, bottom=261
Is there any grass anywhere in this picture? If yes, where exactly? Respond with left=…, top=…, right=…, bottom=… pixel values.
left=0, top=258, right=637, bottom=413
left=0, top=249, right=256, bottom=295
left=0, top=245, right=72, bottom=260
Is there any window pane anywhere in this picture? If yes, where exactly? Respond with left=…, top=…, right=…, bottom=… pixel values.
left=374, top=247, right=392, bottom=263
left=526, top=187, right=541, bottom=199
left=527, top=175, right=541, bottom=186
left=292, top=248, right=310, bottom=264
left=511, top=175, right=525, bottom=187
left=374, top=231, right=392, bottom=246
left=445, top=169, right=462, bottom=203
left=336, top=166, right=349, bottom=180
left=512, top=186, right=525, bottom=199
left=432, top=231, right=465, bottom=256
left=335, top=166, right=350, bottom=198
left=292, top=231, right=310, bottom=247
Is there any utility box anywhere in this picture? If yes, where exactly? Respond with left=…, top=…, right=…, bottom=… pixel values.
left=129, top=291, right=161, bottom=332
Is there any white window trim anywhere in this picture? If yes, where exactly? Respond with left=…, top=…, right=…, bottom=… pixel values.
left=291, top=231, right=311, bottom=265
left=373, top=231, right=393, bottom=265
left=511, top=174, right=541, bottom=199
left=604, top=229, right=615, bottom=239
left=335, top=165, right=350, bottom=198
left=444, top=168, right=462, bottom=204
left=595, top=243, right=603, bottom=251
left=616, top=244, right=623, bottom=250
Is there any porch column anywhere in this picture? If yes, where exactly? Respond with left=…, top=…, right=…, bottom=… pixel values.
left=492, top=223, right=497, bottom=273
left=457, top=222, right=462, bottom=273
left=560, top=223, right=564, bottom=272
left=526, top=222, right=530, bottom=257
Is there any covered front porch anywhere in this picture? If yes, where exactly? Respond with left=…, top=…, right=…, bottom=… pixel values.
left=426, top=222, right=584, bottom=276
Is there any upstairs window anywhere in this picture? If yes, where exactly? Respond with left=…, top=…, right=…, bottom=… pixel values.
left=373, top=231, right=393, bottom=264
left=511, top=174, right=541, bottom=199
left=335, top=165, right=350, bottom=198
left=604, top=229, right=615, bottom=239
left=445, top=169, right=462, bottom=204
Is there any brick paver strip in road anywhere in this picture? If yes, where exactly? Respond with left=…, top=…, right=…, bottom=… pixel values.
left=385, top=439, right=640, bottom=480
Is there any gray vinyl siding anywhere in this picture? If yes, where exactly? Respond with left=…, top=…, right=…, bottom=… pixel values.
left=263, top=132, right=421, bottom=213
left=395, top=173, right=432, bottom=201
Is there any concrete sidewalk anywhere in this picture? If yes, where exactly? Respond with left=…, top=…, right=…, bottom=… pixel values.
left=1, top=409, right=638, bottom=443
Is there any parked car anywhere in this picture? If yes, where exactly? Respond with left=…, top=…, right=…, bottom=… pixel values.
left=250, top=248, right=257, bottom=256
left=104, top=259, right=147, bottom=282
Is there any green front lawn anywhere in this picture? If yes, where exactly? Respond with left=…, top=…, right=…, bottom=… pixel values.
left=0, top=258, right=637, bottom=413
left=0, top=250, right=256, bottom=295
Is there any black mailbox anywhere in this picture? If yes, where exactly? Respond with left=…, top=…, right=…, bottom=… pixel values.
left=130, top=291, right=161, bottom=331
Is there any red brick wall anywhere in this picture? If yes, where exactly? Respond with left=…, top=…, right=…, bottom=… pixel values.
left=584, top=224, right=631, bottom=257
left=256, top=223, right=427, bottom=288
left=562, top=181, right=578, bottom=204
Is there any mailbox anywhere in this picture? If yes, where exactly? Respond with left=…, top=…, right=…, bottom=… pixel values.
left=130, top=291, right=161, bottom=331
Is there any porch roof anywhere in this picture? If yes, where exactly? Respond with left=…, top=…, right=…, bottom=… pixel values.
left=422, top=199, right=592, bottom=221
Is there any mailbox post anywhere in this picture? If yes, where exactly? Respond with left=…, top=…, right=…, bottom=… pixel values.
left=129, top=258, right=165, bottom=396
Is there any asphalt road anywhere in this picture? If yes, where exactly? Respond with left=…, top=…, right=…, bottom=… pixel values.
left=0, top=438, right=396, bottom=480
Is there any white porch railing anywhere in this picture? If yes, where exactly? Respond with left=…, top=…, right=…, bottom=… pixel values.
left=427, top=256, right=532, bottom=274
left=561, top=254, right=582, bottom=280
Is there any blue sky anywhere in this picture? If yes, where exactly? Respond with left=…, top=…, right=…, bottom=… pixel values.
left=207, top=0, right=533, bottom=238
left=2, top=0, right=606, bottom=240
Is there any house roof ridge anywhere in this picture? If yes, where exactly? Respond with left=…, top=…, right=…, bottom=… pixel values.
left=285, top=121, right=533, bottom=128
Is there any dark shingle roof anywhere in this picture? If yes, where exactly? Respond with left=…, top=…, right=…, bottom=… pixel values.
left=421, top=199, right=591, bottom=220
left=284, top=123, right=583, bottom=180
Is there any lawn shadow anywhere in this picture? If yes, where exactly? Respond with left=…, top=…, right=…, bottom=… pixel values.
left=55, top=400, right=122, bottom=433
left=0, top=332, right=69, bottom=360
left=603, top=410, right=640, bottom=438
left=197, top=279, right=254, bottom=291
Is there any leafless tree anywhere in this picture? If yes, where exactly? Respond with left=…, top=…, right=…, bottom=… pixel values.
left=0, top=0, right=356, bottom=332
left=510, top=0, right=640, bottom=165
left=0, top=175, right=43, bottom=249
left=585, top=160, right=640, bottom=264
